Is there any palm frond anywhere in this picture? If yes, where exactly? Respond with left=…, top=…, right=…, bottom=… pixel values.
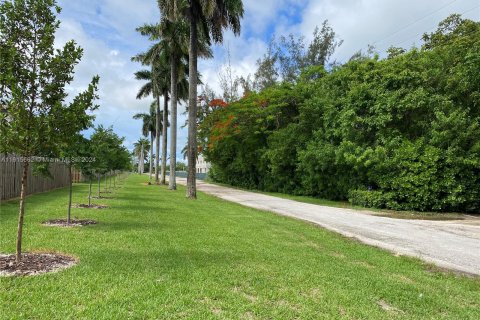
left=136, top=82, right=153, bottom=99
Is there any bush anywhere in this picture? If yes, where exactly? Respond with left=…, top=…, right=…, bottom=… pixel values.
left=200, top=16, right=480, bottom=212
left=348, top=190, right=387, bottom=209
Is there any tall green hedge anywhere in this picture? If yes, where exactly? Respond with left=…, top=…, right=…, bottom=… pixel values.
left=200, top=16, right=480, bottom=212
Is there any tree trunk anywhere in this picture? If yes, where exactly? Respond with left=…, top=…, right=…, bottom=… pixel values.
left=104, top=174, right=107, bottom=190
left=140, top=144, right=144, bottom=174
left=138, top=154, right=141, bottom=174
left=149, top=132, right=154, bottom=183
left=67, top=165, right=72, bottom=224
left=161, top=92, right=168, bottom=184
left=187, top=17, right=198, bottom=199
left=98, top=175, right=101, bottom=197
left=89, top=178, right=92, bottom=206
left=169, top=52, right=178, bottom=190
left=155, top=95, right=161, bottom=183
left=15, top=161, right=29, bottom=263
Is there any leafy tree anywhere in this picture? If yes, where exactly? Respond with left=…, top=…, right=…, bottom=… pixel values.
left=199, top=83, right=303, bottom=189
left=62, top=135, right=91, bottom=223
left=253, top=21, right=341, bottom=90
left=57, top=77, right=99, bottom=223
left=277, top=34, right=307, bottom=83
left=0, top=0, right=99, bottom=262
left=158, top=0, right=244, bottom=199
left=73, top=137, right=98, bottom=207
left=111, top=145, right=132, bottom=182
left=305, top=21, right=343, bottom=67
left=386, top=46, right=406, bottom=59
left=89, top=125, right=128, bottom=195
left=90, top=126, right=110, bottom=196
left=200, top=15, right=480, bottom=213
left=218, top=46, right=240, bottom=102
left=107, top=137, right=131, bottom=189
left=174, top=161, right=187, bottom=171
left=421, top=14, right=474, bottom=50
left=254, top=40, right=279, bottom=91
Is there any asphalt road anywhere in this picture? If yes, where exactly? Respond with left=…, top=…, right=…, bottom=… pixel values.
left=175, top=178, right=480, bottom=276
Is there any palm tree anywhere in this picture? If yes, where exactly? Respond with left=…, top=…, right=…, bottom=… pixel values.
left=136, top=22, right=181, bottom=186
left=132, top=53, right=170, bottom=184
left=158, top=0, right=244, bottom=198
left=134, top=33, right=171, bottom=185
left=133, top=102, right=157, bottom=183
left=133, top=138, right=150, bottom=174
left=154, top=17, right=211, bottom=190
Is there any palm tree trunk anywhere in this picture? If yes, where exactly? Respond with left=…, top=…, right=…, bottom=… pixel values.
left=15, top=161, right=29, bottom=263
left=155, top=96, right=161, bottom=183
left=187, top=17, right=198, bottom=199
left=149, top=132, right=154, bottom=183
left=138, top=154, right=141, bottom=174
left=169, top=53, right=178, bottom=190
left=88, top=178, right=92, bottom=206
left=161, top=92, right=168, bottom=184
left=67, top=165, right=72, bottom=224
left=140, top=144, right=144, bottom=174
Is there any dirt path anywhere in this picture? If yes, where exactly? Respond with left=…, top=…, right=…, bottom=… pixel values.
left=176, top=178, right=480, bottom=275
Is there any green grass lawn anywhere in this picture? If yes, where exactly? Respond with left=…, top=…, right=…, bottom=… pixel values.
left=1, top=174, right=479, bottom=319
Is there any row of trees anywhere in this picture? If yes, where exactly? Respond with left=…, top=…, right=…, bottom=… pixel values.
left=131, top=0, right=244, bottom=198
left=65, top=126, right=131, bottom=221
left=0, top=0, right=130, bottom=262
left=199, top=15, right=480, bottom=213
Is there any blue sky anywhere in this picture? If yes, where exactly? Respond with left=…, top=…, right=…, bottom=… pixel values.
left=55, top=0, right=479, bottom=162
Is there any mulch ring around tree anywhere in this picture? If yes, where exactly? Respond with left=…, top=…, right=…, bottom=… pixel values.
left=91, top=196, right=114, bottom=199
left=72, top=204, right=108, bottom=209
left=0, top=253, right=78, bottom=277
left=42, top=219, right=98, bottom=227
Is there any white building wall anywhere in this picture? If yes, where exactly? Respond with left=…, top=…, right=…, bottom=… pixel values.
left=196, top=154, right=211, bottom=174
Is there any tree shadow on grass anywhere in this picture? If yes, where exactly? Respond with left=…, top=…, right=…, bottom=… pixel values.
left=0, top=194, right=68, bottom=224
left=100, top=201, right=175, bottom=214
left=92, top=220, right=170, bottom=232
left=115, top=195, right=170, bottom=203
left=89, top=247, right=243, bottom=273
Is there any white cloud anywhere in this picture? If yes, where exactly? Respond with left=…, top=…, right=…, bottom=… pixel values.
left=54, top=0, right=479, bottom=158
left=54, top=18, right=150, bottom=150
left=198, top=34, right=267, bottom=99
left=300, top=0, right=480, bottom=61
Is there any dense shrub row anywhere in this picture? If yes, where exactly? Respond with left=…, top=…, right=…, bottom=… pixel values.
left=200, top=17, right=480, bottom=212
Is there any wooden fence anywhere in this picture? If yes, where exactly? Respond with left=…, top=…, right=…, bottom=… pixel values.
left=0, top=158, right=83, bottom=201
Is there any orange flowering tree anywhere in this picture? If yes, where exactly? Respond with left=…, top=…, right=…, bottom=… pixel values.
left=198, top=83, right=303, bottom=188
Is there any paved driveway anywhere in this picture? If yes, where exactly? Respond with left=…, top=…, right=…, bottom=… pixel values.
left=175, top=178, right=480, bottom=275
